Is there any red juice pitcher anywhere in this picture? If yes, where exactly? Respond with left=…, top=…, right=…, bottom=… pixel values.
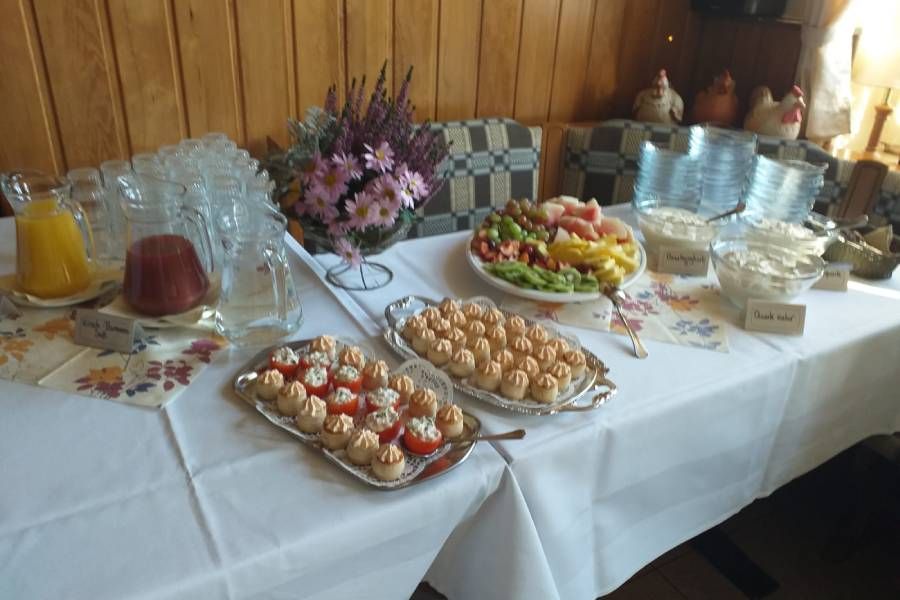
left=117, top=173, right=215, bottom=316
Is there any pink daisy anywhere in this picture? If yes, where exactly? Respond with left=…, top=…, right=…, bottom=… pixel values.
left=372, top=197, right=400, bottom=228
left=315, top=165, right=349, bottom=202
left=299, top=152, right=327, bottom=186
left=332, top=152, right=363, bottom=180
left=402, top=170, right=428, bottom=201
left=334, top=237, right=362, bottom=267
left=306, top=187, right=337, bottom=220
left=363, top=141, right=394, bottom=173
left=345, top=191, right=376, bottom=230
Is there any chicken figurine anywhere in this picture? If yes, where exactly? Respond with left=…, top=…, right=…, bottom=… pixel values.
left=743, top=84, right=806, bottom=139
left=692, top=69, right=739, bottom=126
left=632, top=69, right=684, bottom=125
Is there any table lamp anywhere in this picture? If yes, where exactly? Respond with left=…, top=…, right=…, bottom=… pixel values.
left=852, top=18, right=900, bottom=153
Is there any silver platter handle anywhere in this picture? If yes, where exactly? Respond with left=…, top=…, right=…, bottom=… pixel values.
left=558, top=373, right=617, bottom=412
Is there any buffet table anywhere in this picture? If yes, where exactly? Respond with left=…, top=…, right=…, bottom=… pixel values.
left=0, top=218, right=536, bottom=600
left=311, top=205, right=900, bottom=600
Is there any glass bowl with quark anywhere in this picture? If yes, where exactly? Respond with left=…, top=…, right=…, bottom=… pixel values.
left=633, top=194, right=726, bottom=266
left=710, top=236, right=825, bottom=309
left=739, top=213, right=837, bottom=256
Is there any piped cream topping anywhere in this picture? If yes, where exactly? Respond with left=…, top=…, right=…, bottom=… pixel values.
left=375, top=444, right=405, bottom=464
left=437, top=404, right=463, bottom=424
left=323, top=413, right=354, bottom=434
left=258, top=369, right=284, bottom=387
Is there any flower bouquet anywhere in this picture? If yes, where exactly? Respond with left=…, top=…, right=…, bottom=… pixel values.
left=267, top=64, right=448, bottom=290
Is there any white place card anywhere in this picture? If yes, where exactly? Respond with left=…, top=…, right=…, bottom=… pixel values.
left=73, top=308, right=142, bottom=354
left=744, top=299, right=806, bottom=336
left=812, top=262, right=851, bottom=292
left=657, top=246, right=710, bottom=276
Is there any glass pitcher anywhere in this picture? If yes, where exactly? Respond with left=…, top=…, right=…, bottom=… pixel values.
left=117, top=173, right=215, bottom=316
left=1, top=170, right=94, bottom=298
left=215, top=201, right=302, bottom=346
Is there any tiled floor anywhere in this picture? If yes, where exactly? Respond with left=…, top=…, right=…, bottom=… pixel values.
left=412, top=435, right=900, bottom=600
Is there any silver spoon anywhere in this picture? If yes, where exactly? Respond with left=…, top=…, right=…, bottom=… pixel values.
left=706, top=202, right=746, bottom=223
left=405, top=429, right=526, bottom=457
left=603, top=285, right=649, bottom=359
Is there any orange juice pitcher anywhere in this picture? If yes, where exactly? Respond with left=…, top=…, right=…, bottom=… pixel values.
left=1, top=170, right=94, bottom=298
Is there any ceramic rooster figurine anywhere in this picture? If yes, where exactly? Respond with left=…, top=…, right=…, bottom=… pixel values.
left=633, top=69, right=684, bottom=125
left=692, top=69, right=739, bottom=126
left=743, top=84, right=806, bottom=139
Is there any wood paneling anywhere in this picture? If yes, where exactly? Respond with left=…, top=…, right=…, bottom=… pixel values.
left=107, top=0, right=185, bottom=152
left=393, top=0, right=438, bottom=121
left=0, top=0, right=804, bottom=174
left=476, top=0, right=523, bottom=119
left=436, top=0, right=481, bottom=121
left=173, top=0, right=243, bottom=141
left=235, top=0, right=293, bottom=155
left=294, top=0, right=345, bottom=115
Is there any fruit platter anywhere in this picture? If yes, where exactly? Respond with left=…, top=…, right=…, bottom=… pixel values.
left=467, top=197, right=646, bottom=302
left=383, top=295, right=617, bottom=416
left=232, top=335, right=485, bottom=490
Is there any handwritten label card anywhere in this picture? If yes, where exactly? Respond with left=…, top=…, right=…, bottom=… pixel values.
left=744, top=299, right=806, bottom=336
left=657, top=246, right=710, bottom=276
left=73, top=309, right=141, bottom=354
left=812, top=262, right=851, bottom=292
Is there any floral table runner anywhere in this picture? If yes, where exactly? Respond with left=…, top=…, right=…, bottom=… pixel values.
left=502, top=271, right=730, bottom=353
left=0, top=305, right=226, bottom=407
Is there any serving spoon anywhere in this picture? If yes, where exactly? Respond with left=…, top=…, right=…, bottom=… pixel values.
left=602, top=285, right=649, bottom=359
left=705, top=202, right=745, bottom=223
left=405, top=428, right=526, bottom=457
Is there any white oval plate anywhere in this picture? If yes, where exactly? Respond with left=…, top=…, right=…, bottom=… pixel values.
left=465, top=234, right=647, bottom=303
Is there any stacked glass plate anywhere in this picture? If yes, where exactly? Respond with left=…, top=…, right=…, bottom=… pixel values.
left=743, top=156, right=826, bottom=223
left=688, top=125, right=757, bottom=213
left=634, top=142, right=701, bottom=208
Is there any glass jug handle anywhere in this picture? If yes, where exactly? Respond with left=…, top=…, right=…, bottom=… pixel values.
left=65, top=198, right=96, bottom=261
left=263, top=242, right=290, bottom=323
left=183, top=206, right=215, bottom=274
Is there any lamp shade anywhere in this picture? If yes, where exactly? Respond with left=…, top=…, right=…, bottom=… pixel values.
left=853, top=11, right=900, bottom=89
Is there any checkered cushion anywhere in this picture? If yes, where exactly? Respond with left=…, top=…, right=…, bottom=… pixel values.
left=560, top=119, right=900, bottom=228
left=409, top=118, right=541, bottom=238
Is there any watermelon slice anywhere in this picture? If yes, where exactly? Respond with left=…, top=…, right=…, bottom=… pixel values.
left=552, top=228, right=571, bottom=243
left=560, top=215, right=599, bottom=240
left=541, top=202, right=566, bottom=226
left=552, top=195, right=583, bottom=215
left=593, top=216, right=631, bottom=242
left=578, top=199, right=603, bottom=224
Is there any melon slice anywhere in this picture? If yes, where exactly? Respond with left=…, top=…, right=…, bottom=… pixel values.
left=560, top=215, right=599, bottom=240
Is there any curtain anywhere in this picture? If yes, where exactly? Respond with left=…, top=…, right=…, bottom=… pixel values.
left=793, top=0, right=858, bottom=142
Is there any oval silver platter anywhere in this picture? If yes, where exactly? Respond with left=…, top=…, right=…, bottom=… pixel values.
left=383, top=296, right=617, bottom=416
left=232, top=339, right=482, bottom=490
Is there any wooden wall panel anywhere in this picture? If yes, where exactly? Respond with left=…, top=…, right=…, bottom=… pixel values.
left=476, top=0, right=523, bottom=119
left=0, top=1, right=806, bottom=174
left=436, top=0, right=482, bottom=121
left=513, top=0, right=561, bottom=124
left=581, top=0, right=625, bottom=120
left=33, top=0, right=126, bottom=167
left=294, top=0, right=345, bottom=116
left=547, top=0, right=595, bottom=122
left=393, top=0, right=438, bottom=121
left=235, top=0, right=293, bottom=156
left=0, top=0, right=63, bottom=173
left=107, top=0, right=185, bottom=153
left=173, top=0, right=243, bottom=141
left=345, top=0, right=392, bottom=96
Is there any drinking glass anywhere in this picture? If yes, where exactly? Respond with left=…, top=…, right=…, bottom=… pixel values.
left=215, top=202, right=302, bottom=346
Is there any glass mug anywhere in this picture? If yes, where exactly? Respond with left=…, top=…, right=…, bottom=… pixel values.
left=117, top=173, right=215, bottom=316
left=215, top=201, right=302, bottom=346
left=1, top=170, right=94, bottom=298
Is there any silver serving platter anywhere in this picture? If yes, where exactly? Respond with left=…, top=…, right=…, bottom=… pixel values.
left=383, top=296, right=617, bottom=416
left=232, top=339, right=482, bottom=490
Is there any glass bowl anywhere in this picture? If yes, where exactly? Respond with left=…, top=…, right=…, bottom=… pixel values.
left=710, top=236, right=825, bottom=309
left=633, top=195, right=725, bottom=266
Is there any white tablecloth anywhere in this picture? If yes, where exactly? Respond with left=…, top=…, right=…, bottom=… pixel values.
left=311, top=206, right=900, bottom=599
left=0, top=220, right=530, bottom=600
